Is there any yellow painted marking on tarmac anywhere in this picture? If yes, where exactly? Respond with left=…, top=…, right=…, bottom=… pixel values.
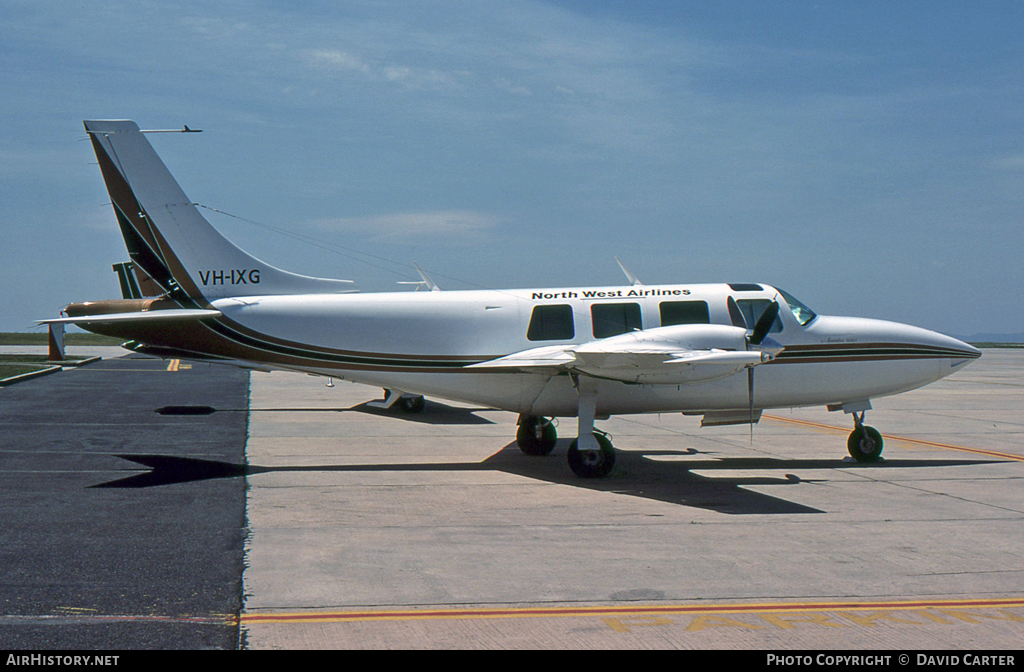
left=763, top=415, right=1024, bottom=462
left=238, top=596, right=1024, bottom=626
left=167, top=360, right=179, bottom=372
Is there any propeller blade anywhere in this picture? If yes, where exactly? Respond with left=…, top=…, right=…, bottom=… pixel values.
left=748, top=366, right=755, bottom=444
left=750, top=301, right=781, bottom=346
left=745, top=300, right=782, bottom=444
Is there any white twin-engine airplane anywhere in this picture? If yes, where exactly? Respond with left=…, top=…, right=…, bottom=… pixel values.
left=44, top=119, right=982, bottom=478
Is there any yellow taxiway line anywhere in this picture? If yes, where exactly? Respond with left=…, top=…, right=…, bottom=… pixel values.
left=762, top=414, right=1024, bottom=462
left=239, top=596, right=1024, bottom=625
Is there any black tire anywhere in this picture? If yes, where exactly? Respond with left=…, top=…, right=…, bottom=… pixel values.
left=847, top=425, right=883, bottom=462
left=398, top=395, right=426, bottom=414
left=567, top=432, right=616, bottom=478
left=516, top=416, right=557, bottom=456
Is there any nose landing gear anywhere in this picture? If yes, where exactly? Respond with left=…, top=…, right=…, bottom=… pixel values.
left=847, top=411, right=884, bottom=462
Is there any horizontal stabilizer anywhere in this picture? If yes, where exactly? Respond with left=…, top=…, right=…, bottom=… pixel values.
left=38, top=309, right=221, bottom=325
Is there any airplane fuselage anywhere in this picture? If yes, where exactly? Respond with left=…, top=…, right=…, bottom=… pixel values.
left=74, top=281, right=979, bottom=419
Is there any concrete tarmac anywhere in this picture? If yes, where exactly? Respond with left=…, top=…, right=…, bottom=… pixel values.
left=239, top=350, right=1024, bottom=650
left=3, top=345, right=1022, bottom=649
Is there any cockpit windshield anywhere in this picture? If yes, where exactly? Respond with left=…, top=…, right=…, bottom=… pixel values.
left=776, top=288, right=818, bottom=326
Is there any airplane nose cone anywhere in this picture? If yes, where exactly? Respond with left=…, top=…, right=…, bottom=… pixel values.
left=925, top=329, right=982, bottom=361
left=806, top=316, right=981, bottom=365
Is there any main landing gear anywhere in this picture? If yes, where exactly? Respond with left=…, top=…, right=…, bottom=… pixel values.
left=516, top=416, right=557, bottom=456
left=515, top=376, right=617, bottom=479
left=368, top=388, right=426, bottom=414
left=567, top=430, right=615, bottom=479
left=847, top=411, right=884, bottom=462
left=515, top=415, right=616, bottom=479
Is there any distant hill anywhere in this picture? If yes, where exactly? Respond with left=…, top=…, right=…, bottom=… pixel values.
left=0, top=332, right=123, bottom=346
left=957, top=333, right=1024, bottom=344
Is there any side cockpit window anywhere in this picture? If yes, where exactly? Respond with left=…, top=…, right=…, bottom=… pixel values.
left=591, top=302, right=642, bottom=338
left=527, top=304, right=575, bottom=341
left=727, top=296, right=746, bottom=328
left=777, top=288, right=818, bottom=326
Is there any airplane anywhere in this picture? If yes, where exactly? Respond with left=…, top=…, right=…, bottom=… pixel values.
left=41, top=119, right=982, bottom=478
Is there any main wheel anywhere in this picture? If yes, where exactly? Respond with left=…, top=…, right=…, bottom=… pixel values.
left=847, top=425, right=883, bottom=462
left=398, top=395, right=426, bottom=414
left=567, top=432, right=616, bottom=478
left=516, top=416, right=557, bottom=456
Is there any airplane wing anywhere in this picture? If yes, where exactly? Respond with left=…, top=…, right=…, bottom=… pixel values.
left=662, top=350, right=768, bottom=366
left=466, top=345, right=578, bottom=372
left=468, top=324, right=780, bottom=384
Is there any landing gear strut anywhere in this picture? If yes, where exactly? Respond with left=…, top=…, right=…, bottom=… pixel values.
left=847, top=411, right=883, bottom=462
left=567, top=375, right=616, bottom=478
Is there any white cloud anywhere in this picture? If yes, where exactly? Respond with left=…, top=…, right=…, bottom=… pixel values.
left=313, top=210, right=503, bottom=243
left=300, top=47, right=466, bottom=90
left=990, top=155, right=1024, bottom=171
left=302, top=48, right=372, bottom=75
left=494, top=77, right=531, bottom=96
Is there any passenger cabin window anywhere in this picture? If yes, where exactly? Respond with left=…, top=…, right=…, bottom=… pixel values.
left=591, top=302, right=642, bottom=338
left=527, top=304, right=575, bottom=341
left=659, top=300, right=710, bottom=327
left=736, top=298, right=783, bottom=333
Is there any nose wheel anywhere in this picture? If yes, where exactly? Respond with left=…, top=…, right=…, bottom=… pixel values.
left=847, top=411, right=883, bottom=462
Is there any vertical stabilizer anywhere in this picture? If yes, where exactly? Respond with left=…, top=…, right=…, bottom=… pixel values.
left=84, top=120, right=354, bottom=302
left=113, top=261, right=165, bottom=299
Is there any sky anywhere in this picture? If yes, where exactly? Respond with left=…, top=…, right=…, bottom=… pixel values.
left=1, top=1, right=1022, bottom=336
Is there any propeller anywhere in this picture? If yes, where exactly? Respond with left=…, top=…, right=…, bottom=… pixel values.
left=745, top=300, right=784, bottom=442
left=750, top=300, right=781, bottom=348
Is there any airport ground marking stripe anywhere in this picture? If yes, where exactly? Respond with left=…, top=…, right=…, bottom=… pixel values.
left=239, top=597, right=1024, bottom=625
left=0, top=613, right=234, bottom=625
left=762, top=415, right=1024, bottom=462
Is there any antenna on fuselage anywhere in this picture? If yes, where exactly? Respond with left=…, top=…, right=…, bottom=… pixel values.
left=615, top=257, right=642, bottom=286
left=397, top=262, right=441, bottom=291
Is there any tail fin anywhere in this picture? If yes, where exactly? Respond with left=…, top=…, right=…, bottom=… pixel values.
left=112, top=261, right=163, bottom=299
left=84, top=120, right=354, bottom=303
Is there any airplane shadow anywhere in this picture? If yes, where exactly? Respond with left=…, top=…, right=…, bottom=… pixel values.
left=91, top=446, right=1000, bottom=516
left=346, top=401, right=496, bottom=425
left=156, top=400, right=496, bottom=425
